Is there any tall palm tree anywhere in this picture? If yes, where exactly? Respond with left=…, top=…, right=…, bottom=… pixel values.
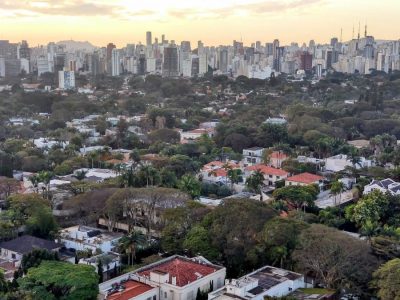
left=246, top=170, right=265, bottom=200
left=330, top=180, right=345, bottom=207
left=227, top=169, right=242, bottom=191
left=118, top=231, right=147, bottom=266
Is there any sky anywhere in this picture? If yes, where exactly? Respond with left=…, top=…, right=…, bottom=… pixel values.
left=1, top=0, right=399, bottom=47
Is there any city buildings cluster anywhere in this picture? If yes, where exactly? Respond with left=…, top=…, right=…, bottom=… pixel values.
left=0, top=28, right=400, bottom=89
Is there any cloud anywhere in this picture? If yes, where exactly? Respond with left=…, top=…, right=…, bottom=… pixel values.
left=0, top=0, right=326, bottom=19
left=0, top=0, right=116, bottom=17
left=165, top=0, right=326, bottom=20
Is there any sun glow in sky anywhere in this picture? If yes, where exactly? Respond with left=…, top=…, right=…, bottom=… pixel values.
left=1, top=0, right=399, bottom=46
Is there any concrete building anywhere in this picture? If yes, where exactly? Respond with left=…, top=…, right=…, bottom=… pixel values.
left=99, top=255, right=226, bottom=300
left=208, top=265, right=306, bottom=299
left=58, top=69, right=75, bottom=89
left=58, top=225, right=123, bottom=253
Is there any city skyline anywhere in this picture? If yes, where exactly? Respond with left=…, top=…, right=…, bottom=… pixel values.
left=1, top=0, right=400, bottom=47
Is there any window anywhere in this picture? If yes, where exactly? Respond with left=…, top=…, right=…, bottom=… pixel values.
left=164, top=291, right=167, bottom=299
left=153, top=296, right=157, bottom=300
left=11, top=253, right=16, bottom=259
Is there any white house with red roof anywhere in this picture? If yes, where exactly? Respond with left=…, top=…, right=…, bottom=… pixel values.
left=285, top=172, right=324, bottom=187
left=99, top=255, right=226, bottom=300
left=244, top=164, right=289, bottom=187
left=269, top=151, right=288, bottom=168
left=200, top=161, right=241, bottom=185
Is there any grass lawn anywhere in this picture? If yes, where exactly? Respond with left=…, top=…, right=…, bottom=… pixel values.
left=298, top=288, right=335, bottom=294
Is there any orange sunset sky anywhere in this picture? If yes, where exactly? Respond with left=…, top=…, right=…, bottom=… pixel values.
left=1, top=0, right=399, bottom=47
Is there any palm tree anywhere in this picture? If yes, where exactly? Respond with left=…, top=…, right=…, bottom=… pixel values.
left=118, top=231, right=147, bottom=266
left=330, top=180, right=345, bottom=207
left=73, top=170, right=87, bottom=181
left=246, top=170, right=265, bottom=201
left=37, top=171, right=53, bottom=200
left=227, top=169, right=242, bottom=191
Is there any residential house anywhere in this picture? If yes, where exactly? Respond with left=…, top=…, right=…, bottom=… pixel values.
left=200, top=161, right=240, bottom=185
left=208, top=265, right=306, bottom=299
left=363, top=178, right=400, bottom=196
left=58, top=225, right=123, bottom=253
left=242, top=147, right=265, bottom=167
left=269, top=151, right=288, bottom=168
left=244, top=164, right=289, bottom=187
left=0, top=235, right=62, bottom=280
left=99, top=255, right=226, bottom=300
left=285, top=172, right=324, bottom=187
left=180, top=128, right=215, bottom=143
left=325, top=154, right=373, bottom=172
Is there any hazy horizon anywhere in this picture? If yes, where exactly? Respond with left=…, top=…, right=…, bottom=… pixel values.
left=1, top=0, right=400, bottom=47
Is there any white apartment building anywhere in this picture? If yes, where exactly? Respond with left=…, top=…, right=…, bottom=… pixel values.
left=208, top=265, right=306, bottom=300
left=58, top=225, right=123, bottom=253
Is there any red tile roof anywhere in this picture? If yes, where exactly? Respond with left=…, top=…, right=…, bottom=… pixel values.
left=138, top=257, right=218, bottom=287
left=107, top=280, right=155, bottom=300
left=286, top=172, right=323, bottom=184
left=245, top=164, right=288, bottom=176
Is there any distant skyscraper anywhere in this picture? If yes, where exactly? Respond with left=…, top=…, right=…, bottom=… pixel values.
left=162, top=46, right=179, bottom=77
left=106, top=43, right=116, bottom=74
left=58, top=69, right=75, bottom=89
left=272, top=40, right=281, bottom=71
left=18, top=40, right=30, bottom=60
left=219, top=49, right=228, bottom=73
left=265, top=43, right=273, bottom=56
left=146, top=31, right=152, bottom=46
left=300, top=52, right=313, bottom=71
left=111, top=49, right=120, bottom=76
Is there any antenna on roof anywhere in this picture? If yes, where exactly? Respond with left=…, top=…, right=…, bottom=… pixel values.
left=357, top=21, right=360, bottom=40
left=340, top=28, right=343, bottom=43
left=365, top=21, right=368, bottom=37
left=352, top=24, right=354, bottom=39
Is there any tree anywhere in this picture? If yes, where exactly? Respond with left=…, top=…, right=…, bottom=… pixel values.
left=0, top=270, right=8, bottom=293
left=183, top=225, right=219, bottom=260
left=370, top=258, right=400, bottom=300
left=161, top=201, right=210, bottom=253
left=330, top=180, right=345, bottom=206
left=245, top=170, right=264, bottom=199
left=273, top=185, right=319, bottom=211
left=20, top=249, right=59, bottom=275
left=262, top=217, right=309, bottom=268
left=203, top=199, right=277, bottom=276
left=346, top=190, right=389, bottom=236
left=118, top=231, right=147, bottom=266
left=293, top=224, right=380, bottom=295
left=6, top=194, right=58, bottom=239
left=227, top=169, right=242, bottom=191
left=97, top=260, right=103, bottom=283
left=178, top=174, right=201, bottom=199
left=18, top=261, right=99, bottom=300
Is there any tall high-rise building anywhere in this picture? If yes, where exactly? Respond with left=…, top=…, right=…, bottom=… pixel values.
left=18, top=40, right=30, bottom=60
left=300, top=52, right=313, bottom=71
left=111, top=48, right=120, bottom=76
left=162, top=46, right=179, bottom=77
left=146, top=31, right=152, bottom=46
left=272, top=39, right=280, bottom=71
left=106, top=43, right=116, bottom=74
left=58, top=69, right=75, bottom=89
left=219, top=49, right=228, bottom=73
